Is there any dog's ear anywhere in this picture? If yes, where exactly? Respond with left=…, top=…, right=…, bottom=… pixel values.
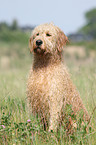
left=29, top=37, right=33, bottom=53
left=57, top=28, right=69, bottom=52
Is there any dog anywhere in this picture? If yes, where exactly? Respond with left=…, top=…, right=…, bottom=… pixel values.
left=27, top=23, right=89, bottom=132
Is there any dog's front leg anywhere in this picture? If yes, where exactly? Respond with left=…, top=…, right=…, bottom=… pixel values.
left=48, top=96, right=63, bottom=132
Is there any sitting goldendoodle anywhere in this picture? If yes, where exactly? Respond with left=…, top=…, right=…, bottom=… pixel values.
left=27, top=23, right=89, bottom=132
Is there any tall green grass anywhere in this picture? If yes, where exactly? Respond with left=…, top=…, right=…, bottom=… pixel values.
left=0, top=64, right=96, bottom=144
left=70, top=39, right=96, bottom=51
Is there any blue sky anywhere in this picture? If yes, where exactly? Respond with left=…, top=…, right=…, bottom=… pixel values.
left=0, top=0, right=96, bottom=34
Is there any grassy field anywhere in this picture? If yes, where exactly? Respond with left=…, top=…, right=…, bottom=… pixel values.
left=0, top=40, right=96, bottom=144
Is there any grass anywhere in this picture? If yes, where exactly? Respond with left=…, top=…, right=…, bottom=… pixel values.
left=0, top=40, right=96, bottom=144
left=70, top=39, right=96, bottom=51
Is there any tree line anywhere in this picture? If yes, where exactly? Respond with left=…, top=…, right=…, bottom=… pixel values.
left=0, top=19, right=19, bottom=31
left=0, top=19, right=34, bottom=31
left=0, top=8, right=96, bottom=38
left=79, top=8, right=96, bottom=39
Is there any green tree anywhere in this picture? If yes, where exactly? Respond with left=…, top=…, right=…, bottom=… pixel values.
left=79, top=8, right=96, bottom=38
left=0, top=22, right=9, bottom=31
left=11, top=19, right=18, bottom=30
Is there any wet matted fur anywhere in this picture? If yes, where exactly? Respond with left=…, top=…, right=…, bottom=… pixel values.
left=27, top=23, right=89, bottom=132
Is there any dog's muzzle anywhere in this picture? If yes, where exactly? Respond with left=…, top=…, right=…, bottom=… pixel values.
left=34, top=39, right=45, bottom=54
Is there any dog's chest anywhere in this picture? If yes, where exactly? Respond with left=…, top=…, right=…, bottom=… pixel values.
left=30, top=67, right=59, bottom=95
left=32, top=69, right=52, bottom=93
left=28, top=65, right=65, bottom=100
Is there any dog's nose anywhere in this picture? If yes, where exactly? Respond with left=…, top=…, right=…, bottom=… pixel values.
left=36, top=40, right=43, bottom=46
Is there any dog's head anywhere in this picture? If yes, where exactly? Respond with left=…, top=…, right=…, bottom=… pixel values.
left=29, top=23, right=68, bottom=55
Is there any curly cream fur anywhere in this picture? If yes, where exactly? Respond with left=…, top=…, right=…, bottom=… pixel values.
left=27, top=23, right=89, bottom=131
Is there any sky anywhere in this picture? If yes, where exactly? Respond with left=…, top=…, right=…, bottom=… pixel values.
left=0, top=0, right=96, bottom=34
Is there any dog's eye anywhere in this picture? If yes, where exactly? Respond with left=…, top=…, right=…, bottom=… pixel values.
left=36, top=33, right=39, bottom=36
left=46, top=33, right=51, bottom=37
